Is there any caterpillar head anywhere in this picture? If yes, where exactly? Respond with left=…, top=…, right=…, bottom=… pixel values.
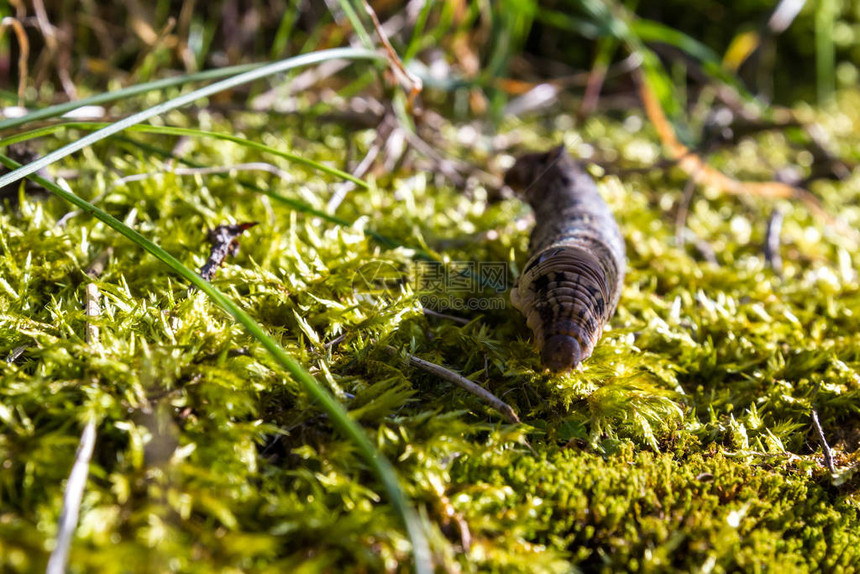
left=504, top=144, right=576, bottom=205
left=541, top=334, right=582, bottom=372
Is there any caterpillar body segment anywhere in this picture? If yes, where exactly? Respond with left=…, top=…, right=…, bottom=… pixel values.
left=506, top=146, right=626, bottom=372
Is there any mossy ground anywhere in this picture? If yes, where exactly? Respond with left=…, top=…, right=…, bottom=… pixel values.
left=1, top=89, right=859, bottom=572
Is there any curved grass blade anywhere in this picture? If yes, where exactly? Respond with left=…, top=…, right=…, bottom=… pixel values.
left=629, top=19, right=721, bottom=67
left=816, top=0, right=836, bottom=104
left=0, top=47, right=386, bottom=191
left=0, top=63, right=262, bottom=132
left=0, top=159, right=431, bottom=573
left=332, top=0, right=375, bottom=50
left=628, top=18, right=753, bottom=99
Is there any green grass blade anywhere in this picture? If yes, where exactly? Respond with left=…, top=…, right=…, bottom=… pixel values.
left=0, top=47, right=385, bottom=191
left=0, top=63, right=262, bottom=132
left=403, top=1, right=436, bottom=60
left=816, top=0, right=836, bottom=104
left=0, top=150, right=432, bottom=573
left=629, top=18, right=721, bottom=66
left=333, top=0, right=375, bottom=51
left=534, top=7, right=603, bottom=39
left=629, top=18, right=754, bottom=100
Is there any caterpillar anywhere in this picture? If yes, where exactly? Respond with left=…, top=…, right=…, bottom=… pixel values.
left=506, top=145, right=626, bottom=372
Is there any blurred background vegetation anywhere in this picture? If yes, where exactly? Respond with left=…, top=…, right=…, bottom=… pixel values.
left=1, top=0, right=858, bottom=110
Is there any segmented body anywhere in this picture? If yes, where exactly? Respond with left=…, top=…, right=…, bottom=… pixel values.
left=506, top=146, right=626, bottom=372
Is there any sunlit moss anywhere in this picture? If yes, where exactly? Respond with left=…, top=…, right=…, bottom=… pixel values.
left=1, top=85, right=859, bottom=572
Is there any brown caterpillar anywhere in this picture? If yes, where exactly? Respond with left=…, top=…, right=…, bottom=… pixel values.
left=506, top=145, right=626, bottom=372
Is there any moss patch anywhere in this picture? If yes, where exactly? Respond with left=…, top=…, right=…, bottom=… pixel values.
left=1, top=90, right=859, bottom=572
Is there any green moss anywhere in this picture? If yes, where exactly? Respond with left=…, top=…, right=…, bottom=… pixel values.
left=1, top=88, right=859, bottom=572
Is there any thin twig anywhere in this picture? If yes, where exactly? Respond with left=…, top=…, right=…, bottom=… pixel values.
left=764, top=208, right=784, bottom=276
left=681, top=229, right=719, bottom=265
left=361, top=0, right=422, bottom=107
left=391, top=126, right=469, bottom=187
left=810, top=408, right=836, bottom=474
left=32, top=0, right=77, bottom=99
left=85, top=248, right=113, bottom=280
left=674, top=175, right=699, bottom=247
left=46, top=419, right=97, bottom=574
left=324, top=332, right=348, bottom=350
left=422, top=308, right=471, bottom=326
left=6, top=345, right=28, bottom=363
left=0, top=17, right=29, bottom=106
left=387, top=346, right=520, bottom=424
left=84, top=283, right=100, bottom=345
left=83, top=248, right=111, bottom=345
left=327, top=129, right=387, bottom=214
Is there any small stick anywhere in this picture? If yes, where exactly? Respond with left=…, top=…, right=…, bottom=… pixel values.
left=0, top=17, right=29, bottom=105
left=680, top=229, right=719, bottom=265
left=810, top=408, right=836, bottom=474
left=83, top=248, right=111, bottom=346
left=46, top=419, right=97, bottom=574
left=85, top=248, right=113, bottom=280
left=199, top=222, right=258, bottom=282
left=401, top=128, right=467, bottom=187
left=764, top=207, right=784, bottom=276
left=6, top=345, right=28, bottom=363
left=32, top=0, right=77, bottom=100
left=387, top=346, right=520, bottom=424
left=84, top=284, right=100, bottom=345
left=324, top=333, right=348, bottom=350
left=361, top=0, right=423, bottom=108
left=327, top=136, right=385, bottom=213
left=674, top=175, right=699, bottom=247
left=422, top=308, right=471, bottom=326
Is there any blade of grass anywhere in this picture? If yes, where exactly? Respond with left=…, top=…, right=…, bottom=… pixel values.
left=0, top=62, right=262, bottom=132
left=533, top=7, right=602, bottom=39
left=629, top=19, right=721, bottom=68
left=271, top=0, right=302, bottom=59
left=628, top=18, right=753, bottom=100
left=0, top=47, right=386, bottom=190
left=816, top=0, right=836, bottom=104
left=332, top=0, right=374, bottom=50
left=403, top=1, right=435, bottom=61
left=0, top=150, right=432, bottom=573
